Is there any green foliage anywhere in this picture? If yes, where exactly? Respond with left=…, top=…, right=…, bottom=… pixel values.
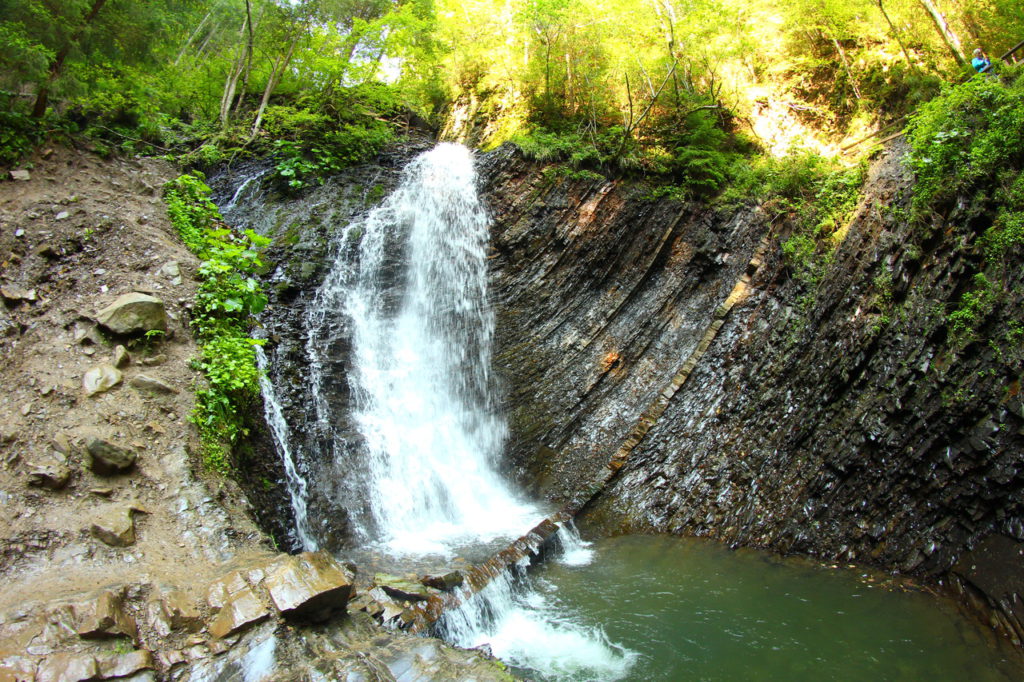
left=908, top=72, right=1024, bottom=213
left=256, top=94, right=397, bottom=191
left=163, top=172, right=270, bottom=475
left=0, top=109, right=44, bottom=164
left=948, top=273, right=997, bottom=345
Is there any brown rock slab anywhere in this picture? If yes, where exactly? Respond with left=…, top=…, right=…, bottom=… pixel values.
left=95, top=650, right=154, bottom=678
left=96, top=293, right=167, bottom=336
left=85, top=437, right=136, bottom=475
left=74, top=590, right=137, bottom=639
left=264, top=551, right=354, bottom=621
left=90, top=507, right=142, bottom=547
left=207, top=573, right=269, bottom=639
left=35, top=652, right=98, bottom=682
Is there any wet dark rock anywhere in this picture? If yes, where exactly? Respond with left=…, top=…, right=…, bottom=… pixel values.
left=421, top=571, right=464, bottom=591
left=264, top=551, right=354, bottom=621
left=373, top=574, right=432, bottom=602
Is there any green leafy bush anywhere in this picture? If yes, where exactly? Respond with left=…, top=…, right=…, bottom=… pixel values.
left=908, top=71, right=1024, bottom=213
left=164, top=172, right=270, bottom=474
left=0, top=109, right=44, bottom=165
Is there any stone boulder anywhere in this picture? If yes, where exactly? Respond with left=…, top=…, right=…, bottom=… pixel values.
left=1, top=285, right=37, bottom=304
left=85, top=437, right=136, bottom=475
left=207, top=572, right=269, bottom=639
left=26, top=454, right=72, bottom=490
left=82, top=364, right=122, bottom=397
left=421, top=570, right=464, bottom=591
left=146, top=588, right=202, bottom=637
left=129, top=374, right=177, bottom=396
left=96, top=293, right=167, bottom=336
left=264, top=551, right=354, bottom=621
left=373, top=574, right=432, bottom=602
left=73, top=590, right=137, bottom=639
left=90, top=506, right=144, bottom=547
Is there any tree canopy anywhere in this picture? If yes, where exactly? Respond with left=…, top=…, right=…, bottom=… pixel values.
left=1, top=0, right=1022, bottom=182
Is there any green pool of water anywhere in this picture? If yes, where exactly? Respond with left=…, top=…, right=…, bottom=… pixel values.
left=515, top=534, right=1024, bottom=681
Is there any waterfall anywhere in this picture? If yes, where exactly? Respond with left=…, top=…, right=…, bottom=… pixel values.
left=307, top=142, right=538, bottom=556
left=255, top=345, right=316, bottom=551
left=438, top=523, right=636, bottom=681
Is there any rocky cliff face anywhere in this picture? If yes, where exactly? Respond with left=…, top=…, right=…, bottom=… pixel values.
left=481, top=142, right=1024, bottom=642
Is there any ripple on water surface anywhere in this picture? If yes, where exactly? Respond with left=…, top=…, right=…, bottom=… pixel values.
left=511, top=534, right=1024, bottom=681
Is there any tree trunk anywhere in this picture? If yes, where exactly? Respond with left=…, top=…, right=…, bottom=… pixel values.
left=232, top=0, right=257, bottom=118
left=174, top=11, right=212, bottom=66
left=219, top=13, right=251, bottom=127
left=31, top=0, right=108, bottom=118
left=249, top=35, right=299, bottom=139
left=876, top=0, right=917, bottom=71
left=918, top=0, right=967, bottom=66
left=830, top=34, right=862, bottom=100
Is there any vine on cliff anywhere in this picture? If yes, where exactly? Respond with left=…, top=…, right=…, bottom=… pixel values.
left=164, top=172, right=270, bottom=474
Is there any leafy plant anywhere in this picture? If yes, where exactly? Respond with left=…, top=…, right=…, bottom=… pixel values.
left=163, top=173, right=270, bottom=474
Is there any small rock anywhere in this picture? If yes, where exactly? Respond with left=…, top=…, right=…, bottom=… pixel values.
left=264, top=551, right=355, bottom=621
left=1, top=285, right=38, bottom=303
left=83, top=364, right=122, bottom=396
left=90, top=487, right=114, bottom=497
left=72, top=319, right=105, bottom=346
left=27, top=456, right=71, bottom=490
left=10, top=169, right=30, bottom=181
left=112, top=345, right=130, bottom=368
left=421, top=570, right=464, bottom=591
left=130, top=374, right=177, bottom=396
left=74, top=590, right=137, bottom=638
left=85, top=436, right=136, bottom=474
left=52, top=433, right=72, bottom=454
left=373, top=574, right=432, bottom=602
left=35, top=243, right=59, bottom=259
left=90, top=506, right=142, bottom=547
left=96, top=293, right=167, bottom=336
left=141, top=354, right=167, bottom=366
left=147, top=589, right=202, bottom=637
left=55, top=211, right=70, bottom=221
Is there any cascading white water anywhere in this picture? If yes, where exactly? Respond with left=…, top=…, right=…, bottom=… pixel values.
left=255, top=345, right=316, bottom=551
left=439, top=523, right=637, bottom=681
left=307, top=142, right=538, bottom=555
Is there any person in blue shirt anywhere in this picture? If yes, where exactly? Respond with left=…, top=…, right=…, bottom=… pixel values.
left=972, top=48, right=991, bottom=73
